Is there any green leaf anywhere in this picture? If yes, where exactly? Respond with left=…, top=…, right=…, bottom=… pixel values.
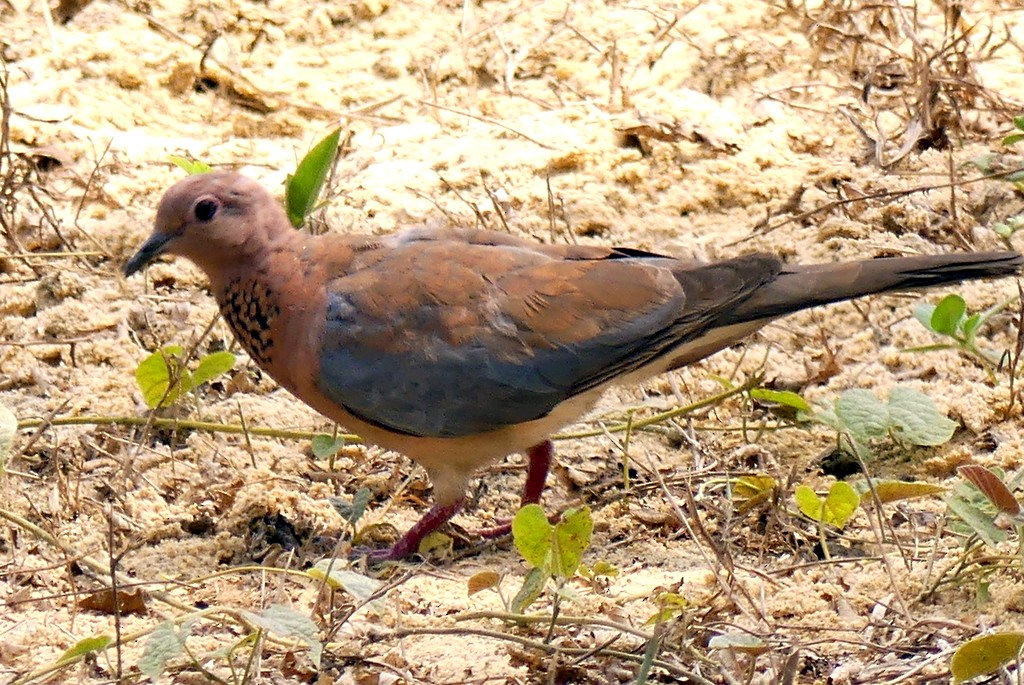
left=341, top=487, right=372, bottom=526
left=1003, top=133, right=1024, bottom=147
left=191, top=351, right=236, bottom=387
left=244, top=605, right=323, bottom=668
left=312, top=434, right=346, bottom=459
left=286, top=128, right=342, bottom=228
left=795, top=482, right=859, bottom=528
left=1015, top=115, right=1024, bottom=131
left=960, top=312, right=982, bottom=339
left=0, top=402, right=16, bottom=474
left=950, top=632, right=1024, bottom=683
left=512, top=503, right=553, bottom=570
left=945, top=493, right=1007, bottom=547
left=510, top=566, right=546, bottom=613
left=913, top=303, right=938, bottom=332
left=731, top=474, right=777, bottom=513
left=835, top=389, right=889, bottom=442
left=135, top=345, right=189, bottom=409
left=993, top=222, right=1015, bottom=239
left=169, top=156, right=213, bottom=175
left=512, top=505, right=592, bottom=578
left=749, top=388, right=812, bottom=413
left=903, top=343, right=957, bottom=354
left=965, top=153, right=997, bottom=174
left=645, top=592, right=689, bottom=624
left=887, top=387, right=957, bottom=446
left=57, top=635, right=112, bottom=665
left=139, top=620, right=190, bottom=681
left=821, top=481, right=860, bottom=528
left=795, top=485, right=824, bottom=521
left=551, top=507, right=593, bottom=578
left=579, top=560, right=619, bottom=579
left=930, top=294, right=967, bottom=336
left=870, top=480, right=946, bottom=504
left=306, top=561, right=383, bottom=602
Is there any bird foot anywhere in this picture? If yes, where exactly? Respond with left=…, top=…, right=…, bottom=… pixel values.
left=351, top=499, right=465, bottom=563
left=474, top=520, right=513, bottom=539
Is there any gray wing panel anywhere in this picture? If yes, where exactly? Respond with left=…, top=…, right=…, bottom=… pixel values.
left=313, top=290, right=680, bottom=437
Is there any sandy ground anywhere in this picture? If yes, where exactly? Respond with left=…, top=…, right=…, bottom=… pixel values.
left=3, top=0, right=1024, bottom=683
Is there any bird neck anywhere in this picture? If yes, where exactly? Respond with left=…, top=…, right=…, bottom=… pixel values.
left=207, top=228, right=313, bottom=369
left=198, top=225, right=309, bottom=292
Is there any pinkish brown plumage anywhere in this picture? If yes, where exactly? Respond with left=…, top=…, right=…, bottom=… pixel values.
left=125, top=171, right=1022, bottom=561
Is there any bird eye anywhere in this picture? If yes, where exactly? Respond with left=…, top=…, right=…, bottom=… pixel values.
left=193, top=197, right=220, bottom=222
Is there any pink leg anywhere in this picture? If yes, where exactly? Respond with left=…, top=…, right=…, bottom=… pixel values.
left=477, top=440, right=554, bottom=539
left=520, top=440, right=553, bottom=505
left=366, top=441, right=555, bottom=560
left=369, top=498, right=464, bottom=562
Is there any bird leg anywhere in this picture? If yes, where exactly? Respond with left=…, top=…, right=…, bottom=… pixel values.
left=369, top=440, right=554, bottom=560
left=477, top=440, right=554, bottom=539
left=370, top=499, right=465, bottom=562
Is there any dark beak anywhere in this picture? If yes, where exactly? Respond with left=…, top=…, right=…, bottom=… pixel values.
left=124, top=232, right=174, bottom=276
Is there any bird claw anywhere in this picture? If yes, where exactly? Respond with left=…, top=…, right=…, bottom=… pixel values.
left=347, top=543, right=405, bottom=565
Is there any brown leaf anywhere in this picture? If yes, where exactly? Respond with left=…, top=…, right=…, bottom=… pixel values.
left=467, top=570, right=500, bottom=596
left=959, top=464, right=1021, bottom=516
left=78, top=589, right=146, bottom=615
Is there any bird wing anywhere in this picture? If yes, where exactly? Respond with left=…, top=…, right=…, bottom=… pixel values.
left=314, top=229, right=781, bottom=437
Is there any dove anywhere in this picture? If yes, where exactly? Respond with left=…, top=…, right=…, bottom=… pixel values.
left=124, top=171, right=1022, bottom=560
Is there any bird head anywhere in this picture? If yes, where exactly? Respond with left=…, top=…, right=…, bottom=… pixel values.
left=124, top=171, right=280, bottom=277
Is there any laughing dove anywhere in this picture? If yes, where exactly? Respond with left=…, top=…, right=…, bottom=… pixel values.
left=124, top=171, right=1022, bottom=561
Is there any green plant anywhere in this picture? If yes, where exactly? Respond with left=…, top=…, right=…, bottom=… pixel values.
left=135, top=345, right=236, bottom=409
left=910, top=293, right=1015, bottom=372
left=510, top=504, right=593, bottom=613
left=808, top=386, right=957, bottom=454
left=139, top=605, right=324, bottom=681
left=1003, top=115, right=1024, bottom=147
left=946, top=465, right=1024, bottom=548
left=794, top=480, right=859, bottom=529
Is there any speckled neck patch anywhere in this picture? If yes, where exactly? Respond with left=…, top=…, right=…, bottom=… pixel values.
left=221, top=276, right=280, bottom=366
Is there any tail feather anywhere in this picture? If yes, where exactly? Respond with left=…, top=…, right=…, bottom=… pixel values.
left=724, top=250, right=1022, bottom=324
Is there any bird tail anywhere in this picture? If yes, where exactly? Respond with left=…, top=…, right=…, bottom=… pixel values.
left=724, top=250, right=1023, bottom=323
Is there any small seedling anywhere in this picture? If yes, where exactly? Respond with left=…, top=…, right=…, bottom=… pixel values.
left=645, top=592, right=689, bottom=625
left=305, top=560, right=383, bottom=605
left=809, top=386, right=957, bottom=453
left=794, top=481, right=859, bottom=560
left=730, top=474, right=778, bottom=514
left=991, top=215, right=1024, bottom=246
left=510, top=504, right=593, bottom=613
left=140, top=605, right=324, bottom=680
left=329, top=487, right=372, bottom=531
left=795, top=481, right=859, bottom=529
left=135, top=345, right=236, bottom=409
left=910, top=293, right=1014, bottom=371
left=945, top=466, right=1024, bottom=548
